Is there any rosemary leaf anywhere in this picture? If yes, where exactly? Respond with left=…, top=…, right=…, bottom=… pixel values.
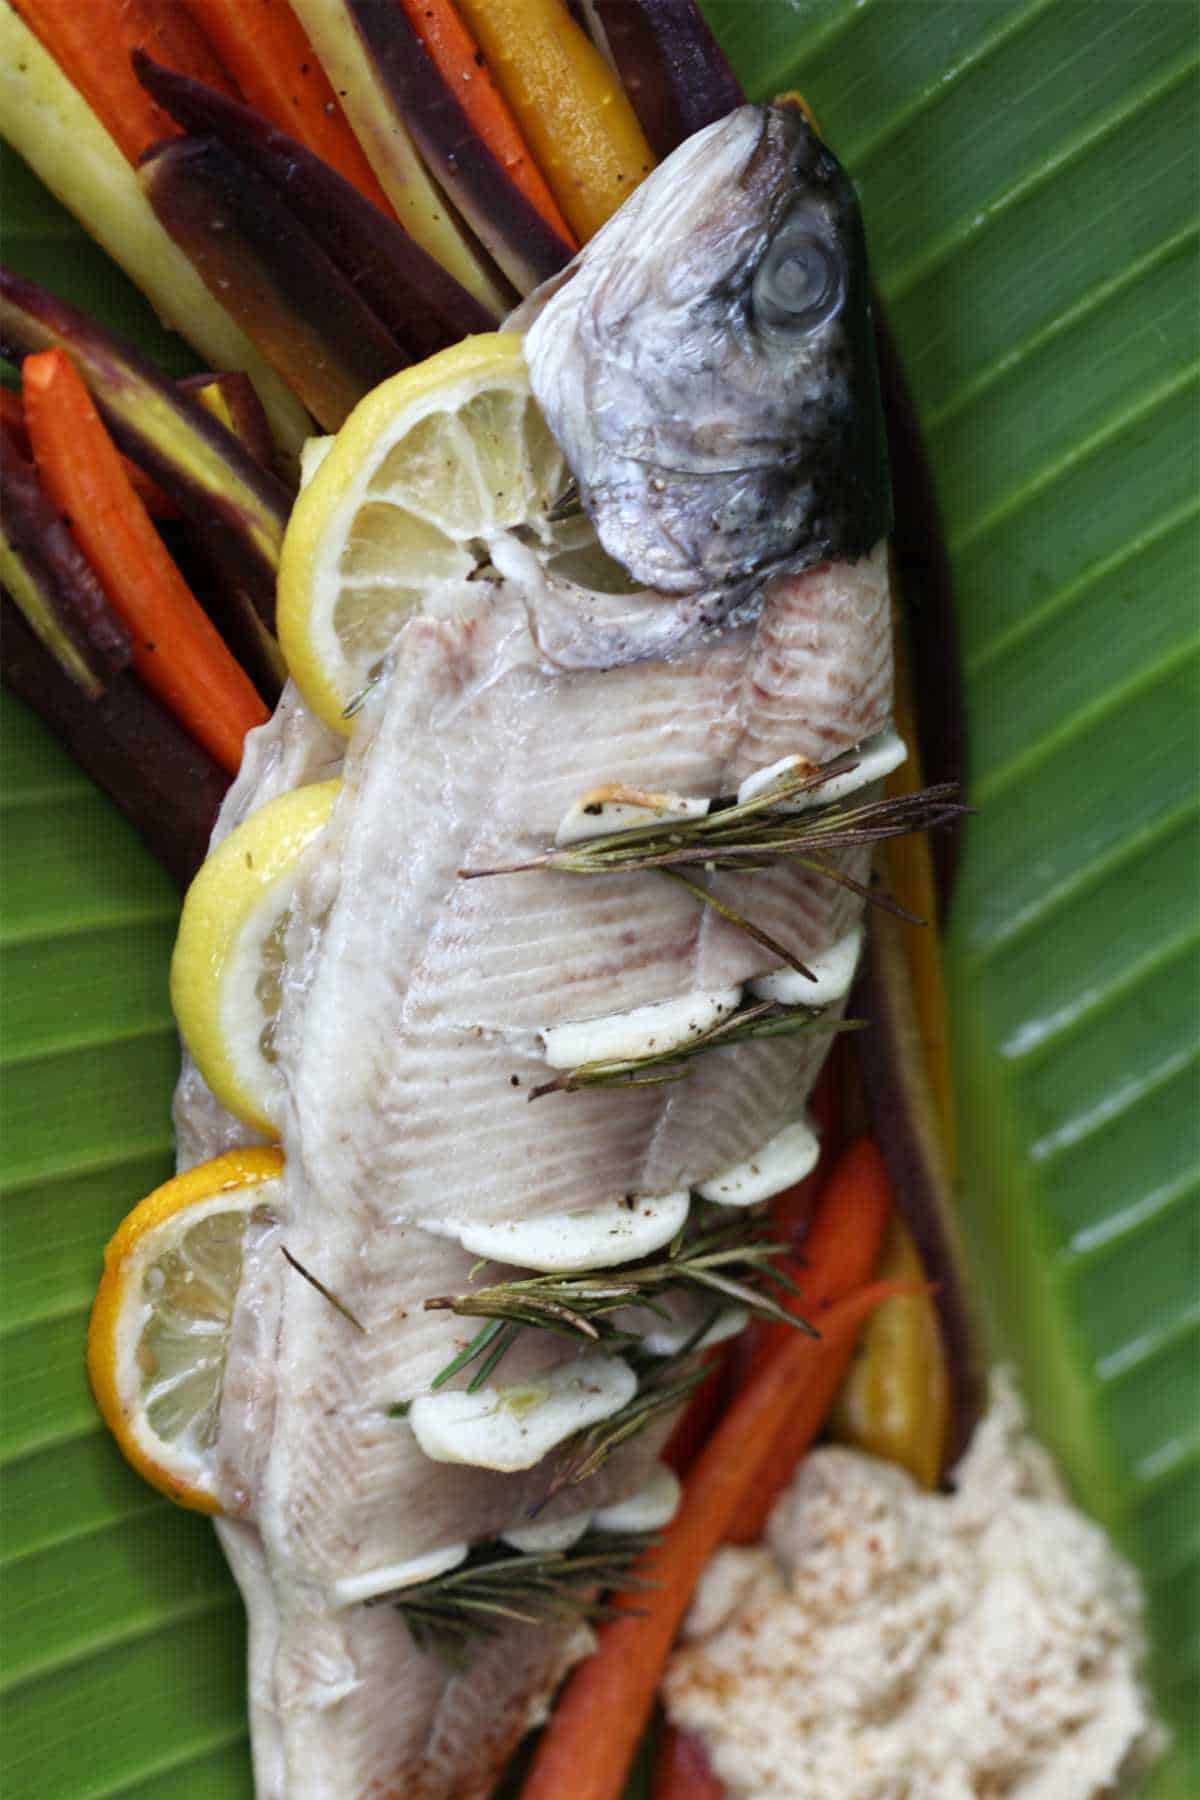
left=544, top=1358, right=708, bottom=1503
left=457, top=770, right=964, bottom=966
left=546, top=479, right=583, bottom=522
left=423, top=1213, right=812, bottom=1389
left=659, top=866, right=815, bottom=976
left=530, top=997, right=861, bottom=1098
left=384, top=1533, right=655, bottom=1662
left=341, top=671, right=381, bottom=719
left=429, top=1317, right=511, bottom=1391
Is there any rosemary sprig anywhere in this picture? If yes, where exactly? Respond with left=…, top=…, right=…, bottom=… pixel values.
left=425, top=1213, right=812, bottom=1391
left=459, top=764, right=964, bottom=974
left=383, top=1532, right=655, bottom=1662
left=530, top=997, right=862, bottom=1099
left=462, top=767, right=963, bottom=878
left=544, top=1355, right=710, bottom=1504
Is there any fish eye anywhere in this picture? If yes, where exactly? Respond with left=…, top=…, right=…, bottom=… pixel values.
left=754, top=229, right=844, bottom=334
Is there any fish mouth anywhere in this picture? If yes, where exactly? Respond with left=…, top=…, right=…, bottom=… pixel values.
left=606, top=447, right=816, bottom=478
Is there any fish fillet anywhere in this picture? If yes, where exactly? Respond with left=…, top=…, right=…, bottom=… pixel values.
left=169, top=100, right=896, bottom=1795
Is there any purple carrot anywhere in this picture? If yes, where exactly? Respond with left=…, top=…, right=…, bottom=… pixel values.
left=593, top=0, right=744, bottom=157
left=178, top=370, right=277, bottom=472
left=135, top=53, right=493, bottom=359
left=2, top=598, right=229, bottom=889
left=0, top=267, right=291, bottom=629
left=140, top=135, right=407, bottom=433
left=345, top=0, right=572, bottom=295
left=0, top=428, right=131, bottom=696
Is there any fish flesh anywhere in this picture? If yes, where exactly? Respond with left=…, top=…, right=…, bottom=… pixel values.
left=175, top=102, right=893, bottom=1796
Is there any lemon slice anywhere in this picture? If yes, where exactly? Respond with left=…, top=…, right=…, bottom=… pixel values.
left=87, top=1148, right=284, bottom=1513
left=170, top=780, right=340, bottom=1136
left=277, top=332, right=566, bottom=731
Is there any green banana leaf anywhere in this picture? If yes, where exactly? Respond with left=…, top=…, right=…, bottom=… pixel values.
left=2, top=2, right=1196, bottom=1793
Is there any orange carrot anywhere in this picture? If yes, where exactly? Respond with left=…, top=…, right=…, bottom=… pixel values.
left=397, top=0, right=577, bottom=248
left=724, top=1292, right=904, bottom=1545
left=653, top=1722, right=725, bottom=1800
left=723, top=1140, right=896, bottom=1542
left=183, top=0, right=397, bottom=215
left=723, top=1133, right=893, bottom=1407
left=793, top=1135, right=894, bottom=1310
left=15, top=0, right=237, bottom=163
left=3, top=378, right=179, bottom=519
left=522, top=1278, right=907, bottom=1800
left=22, top=349, right=267, bottom=775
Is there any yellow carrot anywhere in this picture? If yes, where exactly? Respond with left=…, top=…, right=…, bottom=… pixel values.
left=830, top=1216, right=950, bottom=1489
left=454, top=0, right=655, bottom=240
left=287, top=0, right=510, bottom=316
left=398, top=0, right=575, bottom=247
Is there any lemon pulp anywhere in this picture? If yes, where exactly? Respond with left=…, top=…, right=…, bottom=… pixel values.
left=277, top=333, right=567, bottom=730
left=87, top=1148, right=284, bottom=1512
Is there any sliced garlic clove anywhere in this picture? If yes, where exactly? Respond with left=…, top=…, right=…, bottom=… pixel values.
left=540, top=987, right=741, bottom=1070
left=697, top=1118, right=819, bottom=1207
left=593, top=1462, right=682, bottom=1533
left=421, top=1189, right=690, bottom=1272
left=409, top=1354, right=637, bottom=1472
left=737, top=728, right=906, bottom=811
left=751, top=925, right=864, bottom=1007
left=333, top=1541, right=469, bottom=1607
left=501, top=1510, right=594, bottom=1553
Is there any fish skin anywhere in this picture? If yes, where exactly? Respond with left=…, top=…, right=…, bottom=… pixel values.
left=520, top=105, right=890, bottom=618
left=170, top=101, right=896, bottom=1796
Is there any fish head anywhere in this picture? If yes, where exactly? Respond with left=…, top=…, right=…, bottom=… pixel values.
left=520, top=103, right=891, bottom=617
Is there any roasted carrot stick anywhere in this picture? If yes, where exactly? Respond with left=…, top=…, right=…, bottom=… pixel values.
left=1, top=383, right=178, bottom=519
left=652, top=1722, right=725, bottom=1800
left=22, top=348, right=268, bottom=775
left=396, top=0, right=576, bottom=248
left=454, top=0, right=655, bottom=241
left=723, top=1132, right=894, bottom=1406
left=522, top=1278, right=907, bottom=1800
left=830, top=1216, right=950, bottom=1490
left=720, top=1137, right=895, bottom=1542
left=183, top=0, right=396, bottom=215
left=792, top=1135, right=894, bottom=1312
left=723, top=1290, right=905, bottom=1546
left=14, top=0, right=237, bottom=163
left=673, top=1131, right=893, bottom=1486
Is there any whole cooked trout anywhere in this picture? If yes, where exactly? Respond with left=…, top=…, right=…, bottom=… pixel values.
left=175, top=103, right=893, bottom=1798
